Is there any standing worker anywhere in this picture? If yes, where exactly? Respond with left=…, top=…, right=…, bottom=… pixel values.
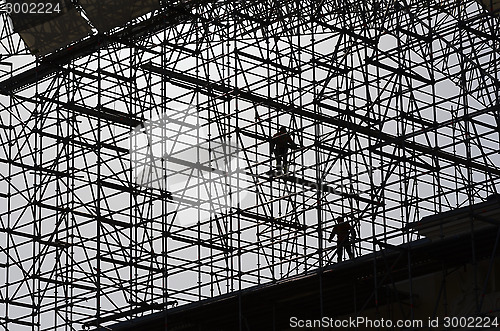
left=328, top=216, right=354, bottom=263
left=270, top=126, right=298, bottom=174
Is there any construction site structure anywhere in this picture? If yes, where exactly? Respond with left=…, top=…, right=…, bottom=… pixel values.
left=0, top=0, right=499, bottom=329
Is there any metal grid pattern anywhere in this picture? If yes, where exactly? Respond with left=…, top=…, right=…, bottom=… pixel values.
left=0, top=0, right=499, bottom=329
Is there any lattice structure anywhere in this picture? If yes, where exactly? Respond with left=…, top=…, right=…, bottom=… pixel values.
left=0, top=0, right=499, bottom=330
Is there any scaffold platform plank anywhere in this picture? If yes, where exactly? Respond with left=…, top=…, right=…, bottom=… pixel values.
left=238, top=209, right=306, bottom=230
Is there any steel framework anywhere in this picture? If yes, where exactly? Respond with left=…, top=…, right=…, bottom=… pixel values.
left=0, top=0, right=499, bottom=330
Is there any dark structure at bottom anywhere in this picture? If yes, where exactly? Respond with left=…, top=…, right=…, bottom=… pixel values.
left=104, top=197, right=500, bottom=330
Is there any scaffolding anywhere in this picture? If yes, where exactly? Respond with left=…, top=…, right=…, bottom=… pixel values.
left=0, top=0, right=499, bottom=330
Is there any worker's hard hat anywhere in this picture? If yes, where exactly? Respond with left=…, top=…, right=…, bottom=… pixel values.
left=279, top=126, right=287, bottom=133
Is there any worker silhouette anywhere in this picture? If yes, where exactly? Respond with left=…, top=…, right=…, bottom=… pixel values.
left=328, top=216, right=354, bottom=263
left=270, top=126, right=298, bottom=174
